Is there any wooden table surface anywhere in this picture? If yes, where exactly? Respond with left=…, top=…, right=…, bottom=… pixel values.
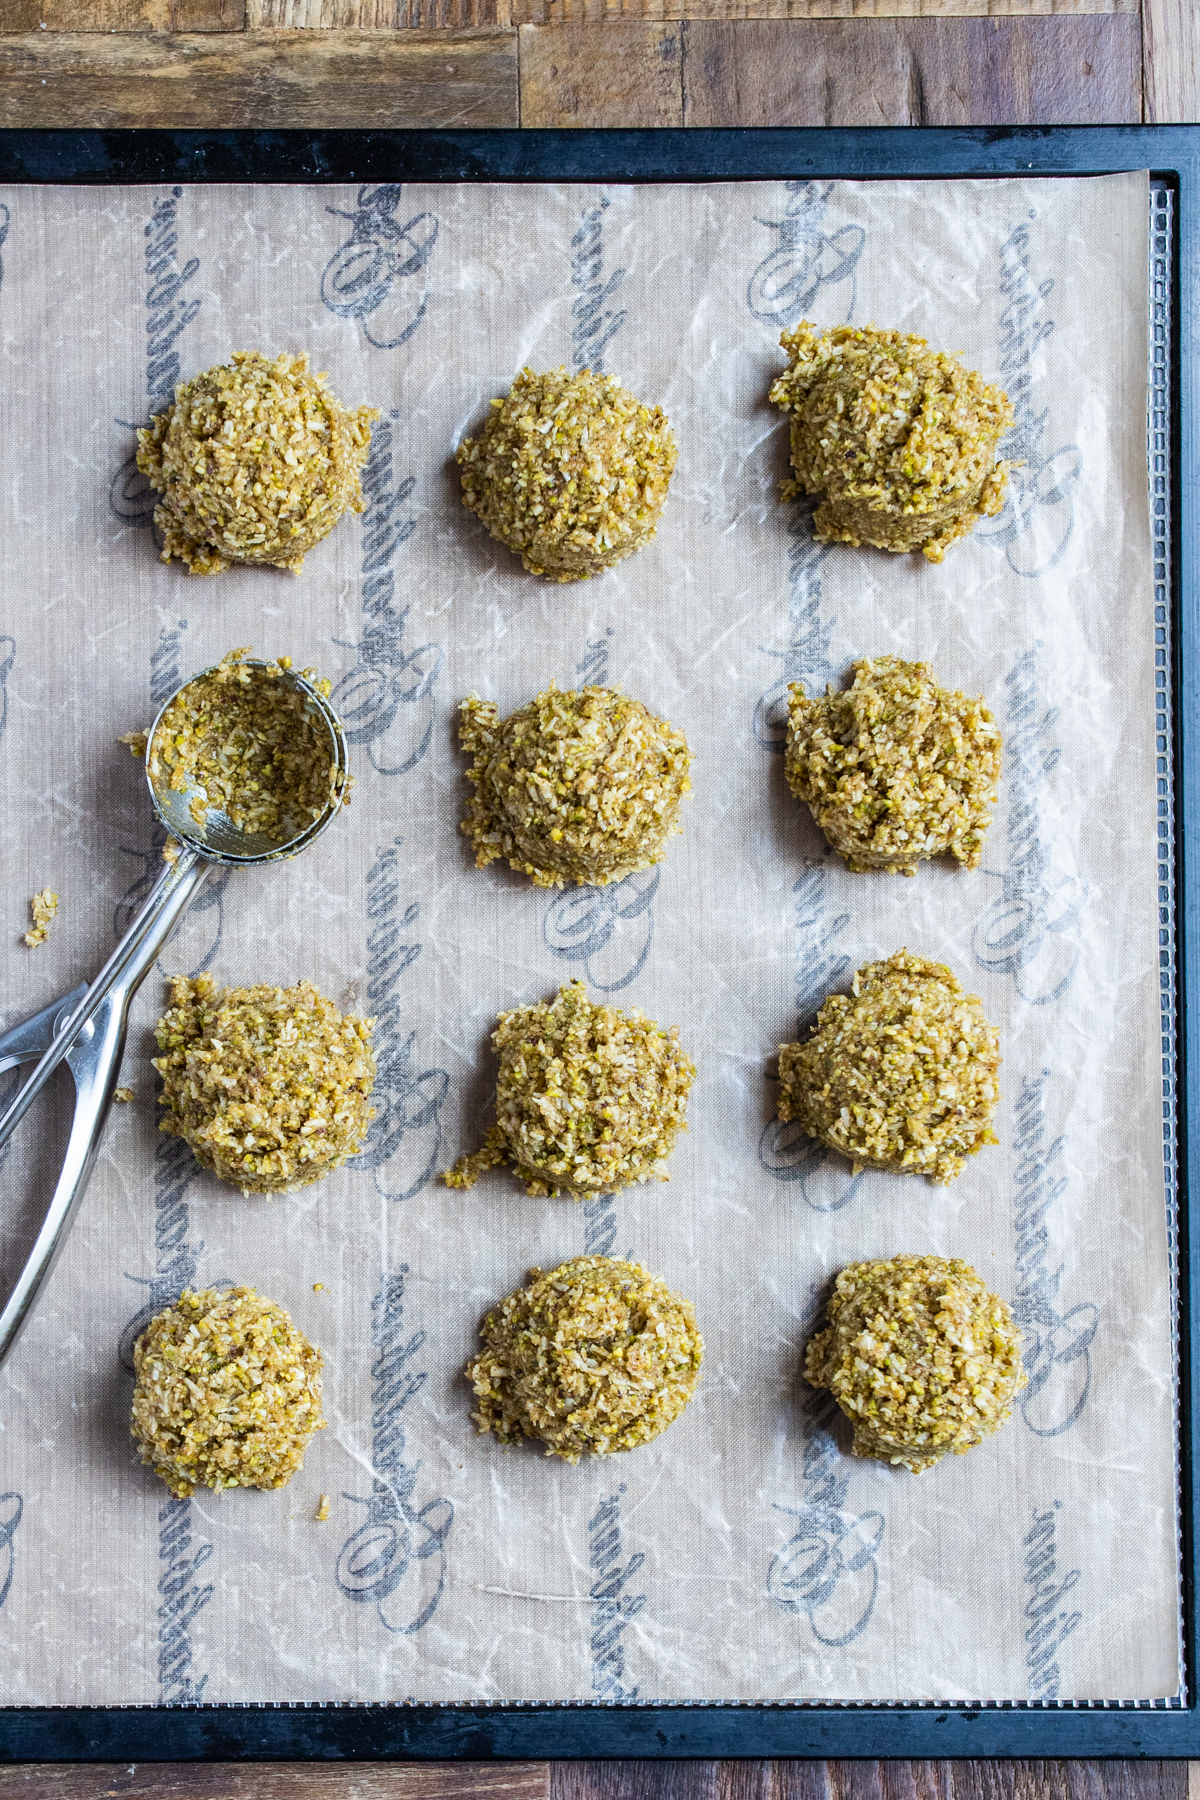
left=0, top=0, right=1195, bottom=1793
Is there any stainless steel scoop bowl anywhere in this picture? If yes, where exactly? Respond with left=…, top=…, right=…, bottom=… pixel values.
left=0, top=658, right=349, bottom=1367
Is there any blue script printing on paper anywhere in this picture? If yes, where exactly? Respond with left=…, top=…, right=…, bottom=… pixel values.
left=349, top=842, right=449, bottom=1202
left=322, top=185, right=438, bottom=351
left=1022, top=1504, right=1082, bottom=1702
left=336, top=1267, right=454, bottom=1635
left=972, top=647, right=1086, bottom=1006
left=1009, top=1071, right=1098, bottom=1438
left=110, top=188, right=201, bottom=531
left=758, top=861, right=862, bottom=1215
left=588, top=1487, right=646, bottom=1702
left=331, top=415, right=444, bottom=779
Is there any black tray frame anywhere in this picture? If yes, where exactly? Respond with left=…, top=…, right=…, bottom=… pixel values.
left=0, top=122, right=1196, bottom=1763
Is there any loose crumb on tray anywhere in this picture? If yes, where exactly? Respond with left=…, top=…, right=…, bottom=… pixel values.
left=23, top=888, right=58, bottom=948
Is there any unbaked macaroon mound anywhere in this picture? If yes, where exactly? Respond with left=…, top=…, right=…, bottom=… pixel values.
left=136, top=350, right=378, bottom=575
left=458, top=684, right=692, bottom=888
left=805, top=1254, right=1025, bottom=1472
left=131, top=1285, right=326, bottom=1497
left=778, top=949, right=1000, bottom=1186
left=769, top=323, right=1013, bottom=563
left=153, top=974, right=376, bottom=1193
left=456, top=367, right=678, bottom=581
left=784, top=656, right=1001, bottom=875
left=466, top=1256, right=703, bottom=1461
left=442, top=979, right=694, bottom=1197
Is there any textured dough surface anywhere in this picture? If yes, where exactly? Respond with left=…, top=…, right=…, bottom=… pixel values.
left=456, top=366, right=677, bottom=581
left=769, top=323, right=1013, bottom=563
left=778, top=949, right=1001, bottom=1185
left=466, top=1256, right=703, bottom=1461
left=805, top=1254, right=1025, bottom=1472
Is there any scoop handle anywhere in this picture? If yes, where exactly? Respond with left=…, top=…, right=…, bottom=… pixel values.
left=0, top=848, right=211, bottom=1368
left=0, top=847, right=208, bottom=1156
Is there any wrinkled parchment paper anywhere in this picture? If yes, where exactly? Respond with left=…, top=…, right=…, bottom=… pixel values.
left=0, top=172, right=1178, bottom=1706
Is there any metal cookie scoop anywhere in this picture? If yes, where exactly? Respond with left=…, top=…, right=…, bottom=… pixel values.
left=0, top=658, right=349, bottom=1368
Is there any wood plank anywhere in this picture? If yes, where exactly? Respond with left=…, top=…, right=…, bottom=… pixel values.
left=680, top=15, right=1141, bottom=124
left=1144, top=0, right=1200, bottom=120
left=0, top=0, right=244, bottom=29
left=519, top=17, right=683, bottom=122
left=0, top=27, right=518, bottom=126
left=514, top=0, right=1133, bottom=24
left=246, top=0, right=506, bottom=28
left=553, top=1766, right=720, bottom=1800
left=0, top=1765, right=550, bottom=1800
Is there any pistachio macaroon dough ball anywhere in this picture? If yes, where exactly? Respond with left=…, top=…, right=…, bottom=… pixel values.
left=805, top=1255, right=1026, bottom=1472
left=459, top=685, right=692, bottom=888
left=153, top=974, right=376, bottom=1194
left=785, top=656, right=1001, bottom=875
left=769, top=324, right=1014, bottom=564
left=131, top=1285, right=326, bottom=1498
left=443, top=980, right=695, bottom=1197
left=466, top=1256, right=703, bottom=1462
left=456, top=367, right=679, bottom=581
left=778, top=949, right=1000, bottom=1186
left=136, top=350, right=379, bottom=575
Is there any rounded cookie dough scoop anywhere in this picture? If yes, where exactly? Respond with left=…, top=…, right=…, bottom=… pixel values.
left=136, top=350, right=379, bottom=575
left=458, top=684, right=692, bottom=888
left=805, top=1254, right=1026, bottom=1472
left=153, top=975, right=376, bottom=1195
left=132, top=1285, right=326, bottom=1496
left=769, top=324, right=1013, bottom=564
left=443, top=980, right=695, bottom=1197
left=456, top=367, right=678, bottom=581
left=777, top=949, right=1000, bottom=1186
left=466, top=1255, right=703, bottom=1461
left=784, top=656, right=1001, bottom=875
